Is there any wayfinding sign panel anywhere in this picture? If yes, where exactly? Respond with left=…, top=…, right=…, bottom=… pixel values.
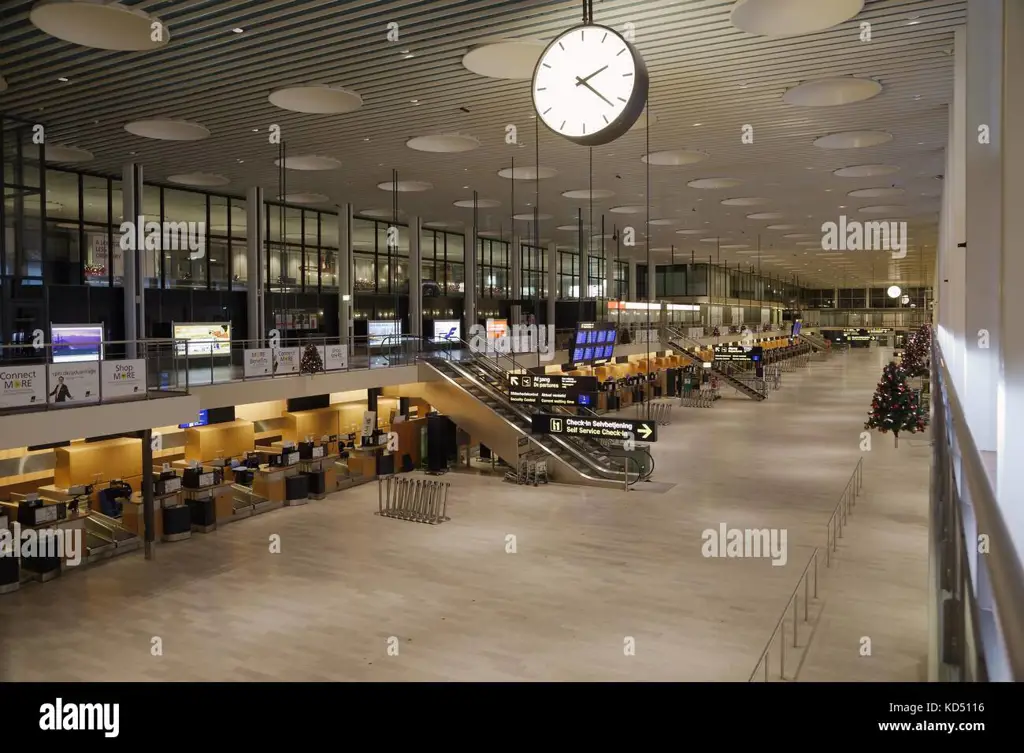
left=507, top=373, right=598, bottom=392
left=713, top=345, right=763, bottom=362
left=531, top=414, right=658, bottom=442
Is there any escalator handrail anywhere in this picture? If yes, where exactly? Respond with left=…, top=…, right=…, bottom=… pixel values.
left=424, top=360, right=629, bottom=483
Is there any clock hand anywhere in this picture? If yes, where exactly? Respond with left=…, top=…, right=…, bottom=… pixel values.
left=575, top=77, right=614, bottom=107
left=574, top=65, right=609, bottom=87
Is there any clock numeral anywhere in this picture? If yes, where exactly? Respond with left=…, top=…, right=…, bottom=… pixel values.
left=560, top=120, right=567, bottom=130
left=543, top=107, right=552, bottom=115
left=582, top=123, right=586, bottom=134
left=623, top=72, right=633, bottom=77
left=558, top=41, right=565, bottom=50
left=603, top=115, right=609, bottom=124
left=602, top=32, right=608, bottom=43
left=617, top=97, right=627, bottom=103
left=542, top=63, right=551, bottom=68
left=617, top=49, right=626, bottom=56
left=537, top=87, right=546, bottom=91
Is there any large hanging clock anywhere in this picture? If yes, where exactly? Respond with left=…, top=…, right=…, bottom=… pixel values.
left=531, top=24, right=649, bottom=147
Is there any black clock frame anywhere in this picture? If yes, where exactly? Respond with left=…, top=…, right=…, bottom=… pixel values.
left=531, top=23, right=650, bottom=147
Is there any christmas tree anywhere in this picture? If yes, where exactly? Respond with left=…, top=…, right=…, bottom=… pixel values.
left=900, top=325, right=931, bottom=378
left=300, top=343, right=324, bottom=374
left=864, top=362, right=928, bottom=447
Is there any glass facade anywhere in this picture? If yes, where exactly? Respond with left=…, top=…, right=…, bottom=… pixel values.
left=477, top=237, right=508, bottom=299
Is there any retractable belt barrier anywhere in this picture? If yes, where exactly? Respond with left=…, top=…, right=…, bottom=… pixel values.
left=376, top=476, right=451, bottom=524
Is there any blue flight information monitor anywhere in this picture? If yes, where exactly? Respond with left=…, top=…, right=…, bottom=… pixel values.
left=569, top=322, right=618, bottom=367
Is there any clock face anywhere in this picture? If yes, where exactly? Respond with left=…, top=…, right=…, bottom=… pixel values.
left=532, top=24, right=648, bottom=146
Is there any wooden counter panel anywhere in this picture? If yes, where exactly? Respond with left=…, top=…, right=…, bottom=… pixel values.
left=283, top=408, right=340, bottom=444
left=54, top=438, right=142, bottom=489
left=185, top=420, right=255, bottom=462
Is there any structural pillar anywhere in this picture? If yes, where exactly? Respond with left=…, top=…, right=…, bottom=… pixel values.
left=337, top=203, right=352, bottom=353
left=122, top=163, right=144, bottom=358
left=628, top=259, right=638, bottom=301
left=546, top=242, right=557, bottom=328
left=510, top=236, right=522, bottom=327
left=605, top=243, right=615, bottom=302
left=964, top=0, right=1002, bottom=454
left=408, top=216, right=422, bottom=337
left=464, top=231, right=477, bottom=331
left=246, top=187, right=266, bottom=346
left=142, top=428, right=155, bottom=560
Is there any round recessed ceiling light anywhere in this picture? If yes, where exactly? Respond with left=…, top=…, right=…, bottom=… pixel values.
left=406, top=134, right=480, bottom=153
left=609, top=205, right=646, bottom=214
left=784, top=233, right=816, bottom=239
left=168, top=173, right=230, bottom=187
left=833, top=164, right=900, bottom=178
left=675, top=229, right=703, bottom=235
left=498, top=165, right=557, bottom=180
left=360, top=208, right=406, bottom=218
left=688, top=177, right=743, bottom=189
left=268, top=85, right=363, bottom=114
left=650, top=218, right=680, bottom=226
left=462, top=40, right=546, bottom=80
left=858, top=205, right=906, bottom=214
left=125, top=119, right=210, bottom=141
left=378, top=180, right=432, bottom=192
left=454, top=198, right=500, bottom=208
left=747, top=212, right=785, bottom=220
left=813, top=130, right=893, bottom=149
left=513, top=213, right=552, bottom=221
left=766, top=224, right=801, bottom=230
left=561, top=188, right=616, bottom=199
left=278, top=193, right=330, bottom=204
left=887, top=285, right=902, bottom=299
left=642, top=149, right=709, bottom=166
left=730, top=0, right=864, bottom=37
left=30, top=0, right=170, bottom=50
left=848, top=187, right=905, bottom=198
left=43, top=144, right=94, bottom=162
left=722, top=197, right=770, bottom=206
left=275, top=155, right=342, bottom=171
left=782, top=77, right=882, bottom=107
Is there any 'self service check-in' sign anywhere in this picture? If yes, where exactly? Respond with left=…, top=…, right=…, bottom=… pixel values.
left=531, top=414, right=657, bottom=442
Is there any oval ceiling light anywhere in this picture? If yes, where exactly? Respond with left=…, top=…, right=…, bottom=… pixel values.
left=425, top=221, right=460, bottom=229
left=650, top=218, right=680, bottom=226
left=378, top=180, right=433, bottom=192
left=731, top=0, right=864, bottom=37
left=274, top=155, right=342, bottom=171
left=513, top=213, right=552, bottom=221
left=479, top=230, right=507, bottom=239
left=562, top=188, right=615, bottom=199
left=498, top=166, right=557, bottom=180
left=30, top=0, right=171, bottom=51
left=858, top=205, right=905, bottom=214
left=784, top=233, right=815, bottom=239
left=688, top=177, right=743, bottom=189
left=796, top=241, right=822, bottom=246
left=43, top=144, right=94, bottom=162
left=701, top=237, right=728, bottom=243
left=609, top=205, right=646, bottom=214
left=360, top=208, right=406, bottom=218
left=406, top=134, right=480, bottom=153
left=848, top=187, right=905, bottom=198
left=766, top=224, right=802, bottom=230
left=268, top=85, right=363, bottom=114
left=462, top=39, right=546, bottom=80
left=722, top=197, right=769, bottom=206
left=278, top=192, right=330, bottom=204
left=642, top=149, right=709, bottom=166
left=721, top=244, right=750, bottom=249
left=747, top=212, right=785, bottom=220
left=454, top=198, right=500, bottom=209
left=833, top=164, right=900, bottom=178
left=125, top=119, right=210, bottom=141
left=887, top=284, right=902, bottom=299
left=813, top=130, right=893, bottom=149
left=675, top=229, right=703, bottom=235
left=168, top=173, right=230, bottom=187
left=782, top=77, right=881, bottom=107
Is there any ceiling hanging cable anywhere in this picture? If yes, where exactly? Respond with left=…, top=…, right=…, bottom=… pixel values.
left=535, top=114, right=540, bottom=340
left=582, top=0, right=593, bottom=24
left=278, top=140, right=286, bottom=333
left=392, top=169, right=399, bottom=332
left=645, top=97, right=651, bottom=420
left=589, top=146, right=593, bottom=313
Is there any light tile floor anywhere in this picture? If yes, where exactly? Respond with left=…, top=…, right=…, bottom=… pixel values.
left=0, top=347, right=929, bottom=681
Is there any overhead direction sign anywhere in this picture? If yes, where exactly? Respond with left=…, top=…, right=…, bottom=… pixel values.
left=531, top=414, right=658, bottom=442
left=509, top=387, right=590, bottom=407
left=713, top=345, right=763, bottom=362
left=507, top=373, right=598, bottom=392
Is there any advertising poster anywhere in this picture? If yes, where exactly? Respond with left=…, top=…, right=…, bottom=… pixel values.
left=51, top=324, right=104, bottom=363
left=324, top=344, right=348, bottom=371
left=101, top=359, right=146, bottom=399
left=243, top=349, right=273, bottom=378
left=486, top=318, right=508, bottom=340
left=173, top=322, right=232, bottom=357
left=368, top=320, right=401, bottom=347
left=273, top=347, right=300, bottom=375
left=0, top=365, right=46, bottom=409
left=361, top=411, right=376, bottom=437
left=432, top=320, right=461, bottom=343
left=47, top=363, right=100, bottom=405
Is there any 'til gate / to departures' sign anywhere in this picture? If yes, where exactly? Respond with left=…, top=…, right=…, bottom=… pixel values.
left=507, top=373, right=598, bottom=392
left=530, top=414, right=658, bottom=442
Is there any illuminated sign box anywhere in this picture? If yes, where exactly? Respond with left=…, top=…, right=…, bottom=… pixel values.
left=51, top=324, right=104, bottom=363
left=173, top=323, right=232, bottom=358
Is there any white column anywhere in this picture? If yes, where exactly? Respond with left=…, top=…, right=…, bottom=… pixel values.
left=337, top=203, right=352, bottom=353
left=998, top=0, right=1024, bottom=559
left=628, top=259, right=638, bottom=301
left=546, top=241, right=557, bottom=328
left=121, top=163, right=143, bottom=358
left=408, top=216, right=422, bottom=337
left=246, top=187, right=264, bottom=346
left=949, top=26, right=968, bottom=398
left=965, top=0, right=1002, bottom=453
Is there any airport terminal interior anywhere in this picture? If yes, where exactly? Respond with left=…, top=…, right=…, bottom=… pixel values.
left=0, top=0, right=1020, bottom=682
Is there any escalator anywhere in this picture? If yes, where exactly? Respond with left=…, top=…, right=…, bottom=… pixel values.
left=420, top=352, right=648, bottom=488
left=84, top=512, right=143, bottom=564
left=664, top=328, right=767, bottom=401
left=800, top=331, right=830, bottom=352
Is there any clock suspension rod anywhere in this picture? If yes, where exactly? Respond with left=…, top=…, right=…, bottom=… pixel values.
left=582, top=0, right=593, bottom=24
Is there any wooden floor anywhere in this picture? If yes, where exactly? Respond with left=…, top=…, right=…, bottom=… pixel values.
left=0, top=347, right=930, bottom=681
